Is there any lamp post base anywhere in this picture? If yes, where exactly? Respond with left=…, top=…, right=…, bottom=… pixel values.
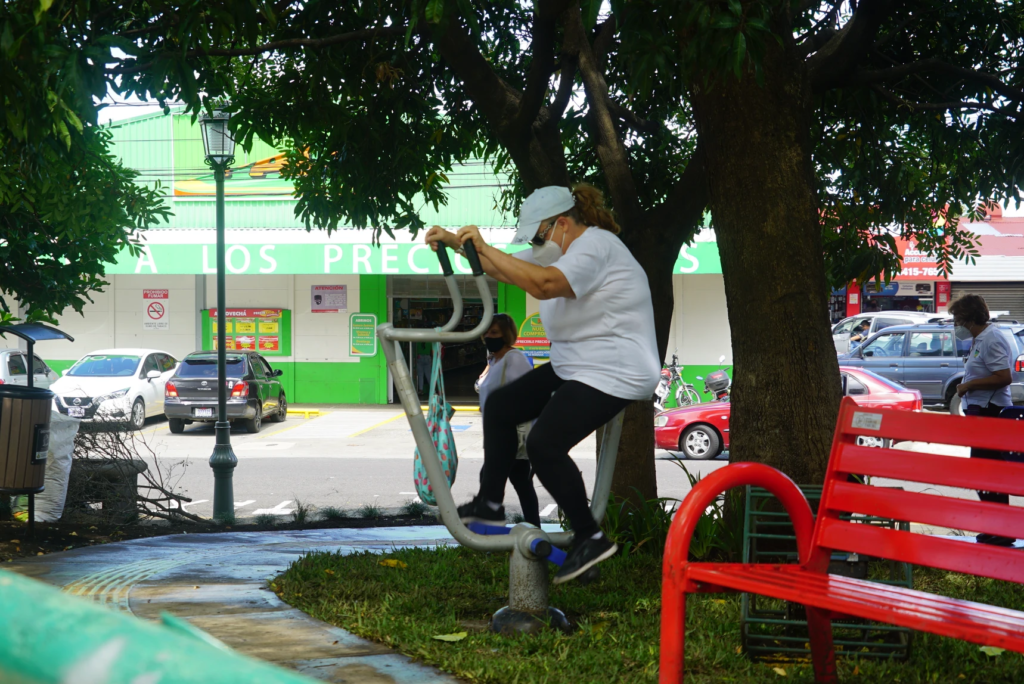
left=209, top=421, right=237, bottom=522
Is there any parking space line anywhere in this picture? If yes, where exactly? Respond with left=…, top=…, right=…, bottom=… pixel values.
left=348, top=412, right=405, bottom=438
left=257, top=420, right=312, bottom=439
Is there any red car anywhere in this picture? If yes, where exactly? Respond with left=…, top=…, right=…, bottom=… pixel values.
left=654, top=367, right=923, bottom=459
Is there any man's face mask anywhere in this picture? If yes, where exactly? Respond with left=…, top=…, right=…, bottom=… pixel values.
left=954, top=325, right=973, bottom=341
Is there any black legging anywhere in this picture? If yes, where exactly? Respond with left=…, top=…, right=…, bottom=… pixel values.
left=481, top=362, right=630, bottom=539
left=508, top=460, right=540, bottom=527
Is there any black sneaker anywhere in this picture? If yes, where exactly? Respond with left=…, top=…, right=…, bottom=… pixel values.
left=976, top=533, right=1016, bottom=547
left=457, top=496, right=505, bottom=526
left=553, top=534, right=618, bottom=585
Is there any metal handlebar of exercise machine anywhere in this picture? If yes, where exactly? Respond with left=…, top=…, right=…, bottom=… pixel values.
left=376, top=240, right=624, bottom=633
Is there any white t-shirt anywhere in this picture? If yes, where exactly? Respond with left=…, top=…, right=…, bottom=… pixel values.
left=514, top=228, right=660, bottom=400
left=962, top=325, right=1013, bottom=409
left=478, top=349, right=534, bottom=417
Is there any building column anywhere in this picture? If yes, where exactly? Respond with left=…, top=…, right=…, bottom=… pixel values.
left=194, top=274, right=207, bottom=352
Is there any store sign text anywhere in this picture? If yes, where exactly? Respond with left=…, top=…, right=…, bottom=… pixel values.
left=112, top=242, right=725, bottom=276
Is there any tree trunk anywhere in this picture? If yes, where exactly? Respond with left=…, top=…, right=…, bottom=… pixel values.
left=691, top=44, right=842, bottom=485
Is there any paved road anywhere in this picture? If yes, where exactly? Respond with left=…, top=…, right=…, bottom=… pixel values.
left=133, top=407, right=728, bottom=521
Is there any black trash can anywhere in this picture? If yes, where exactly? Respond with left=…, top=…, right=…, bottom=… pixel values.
left=0, top=385, right=54, bottom=495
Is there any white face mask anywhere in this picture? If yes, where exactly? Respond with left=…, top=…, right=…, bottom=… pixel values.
left=954, top=325, right=973, bottom=341
left=530, top=222, right=567, bottom=267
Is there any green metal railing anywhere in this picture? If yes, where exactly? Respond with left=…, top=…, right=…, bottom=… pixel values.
left=0, top=569, right=319, bottom=683
left=740, top=485, right=914, bottom=663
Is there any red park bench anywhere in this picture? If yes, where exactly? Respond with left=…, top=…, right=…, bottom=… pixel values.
left=660, top=396, right=1024, bottom=683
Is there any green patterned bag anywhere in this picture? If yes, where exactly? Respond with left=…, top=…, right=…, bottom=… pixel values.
left=413, top=342, right=458, bottom=505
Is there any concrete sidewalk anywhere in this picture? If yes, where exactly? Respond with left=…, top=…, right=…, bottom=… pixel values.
left=10, top=526, right=465, bottom=683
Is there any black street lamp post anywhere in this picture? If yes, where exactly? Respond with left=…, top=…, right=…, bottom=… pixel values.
left=199, top=110, right=237, bottom=522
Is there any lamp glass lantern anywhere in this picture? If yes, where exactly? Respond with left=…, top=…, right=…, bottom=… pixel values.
left=199, top=110, right=236, bottom=166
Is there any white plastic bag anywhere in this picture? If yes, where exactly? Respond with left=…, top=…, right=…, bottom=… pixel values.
left=34, top=410, right=80, bottom=522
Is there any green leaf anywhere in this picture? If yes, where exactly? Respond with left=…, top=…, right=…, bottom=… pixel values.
left=425, top=0, right=444, bottom=24
left=713, top=17, right=739, bottom=29
left=980, top=646, right=1004, bottom=657
left=582, top=0, right=602, bottom=30
left=432, top=631, right=467, bottom=642
left=732, top=32, right=746, bottom=78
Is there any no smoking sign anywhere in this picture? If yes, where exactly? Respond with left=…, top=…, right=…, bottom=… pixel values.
left=143, top=289, right=169, bottom=330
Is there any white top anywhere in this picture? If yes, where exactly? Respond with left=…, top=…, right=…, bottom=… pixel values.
left=515, top=227, right=661, bottom=400
left=962, top=325, right=1013, bottom=409
left=477, top=349, right=534, bottom=416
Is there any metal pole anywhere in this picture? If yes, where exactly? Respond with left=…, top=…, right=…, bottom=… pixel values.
left=209, top=163, right=236, bottom=522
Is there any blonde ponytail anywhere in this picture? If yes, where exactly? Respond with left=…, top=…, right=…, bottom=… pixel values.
left=568, top=183, right=620, bottom=234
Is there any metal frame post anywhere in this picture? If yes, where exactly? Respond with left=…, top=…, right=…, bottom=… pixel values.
left=209, top=161, right=237, bottom=522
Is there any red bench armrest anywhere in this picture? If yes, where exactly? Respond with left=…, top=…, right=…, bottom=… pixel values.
left=663, top=462, right=819, bottom=584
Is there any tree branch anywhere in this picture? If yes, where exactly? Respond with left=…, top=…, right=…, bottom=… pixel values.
left=513, top=0, right=573, bottom=133
left=869, top=84, right=1010, bottom=114
left=592, top=16, right=617, bottom=68
left=855, top=58, right=1024, bottom=103
left=110, top=25, right=406, bottom=75
left=549, top=53, right=578, bottom=121
left=651, top=141, right=708, bottom=226
left=607, top=99, right=663, bottom=136
left=807, top=0, right=894, bottom=91
left=565, top=10, right=642, bottom=225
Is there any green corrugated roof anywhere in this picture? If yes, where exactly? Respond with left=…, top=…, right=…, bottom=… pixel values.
left=106, top=110, right=513, bottom=231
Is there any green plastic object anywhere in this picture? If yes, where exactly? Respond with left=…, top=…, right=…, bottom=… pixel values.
left=0, top=569, right=320, bottom=683
left=740, top=485, right=914, bottom=663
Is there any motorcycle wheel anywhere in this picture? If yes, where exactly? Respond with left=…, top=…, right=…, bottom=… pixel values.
left=676, top=387, right=701, bottom=407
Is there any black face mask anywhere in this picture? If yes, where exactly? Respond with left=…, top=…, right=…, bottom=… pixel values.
left=484, top=337, right=506, bottom=353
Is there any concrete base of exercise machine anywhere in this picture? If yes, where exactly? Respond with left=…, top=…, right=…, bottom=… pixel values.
left=491, top=606, right=572, bottom=635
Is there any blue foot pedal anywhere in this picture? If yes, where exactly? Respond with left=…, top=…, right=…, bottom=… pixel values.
left=467, top=521, right=511, bottom=535
left=530, top=538, right=567, bottom=566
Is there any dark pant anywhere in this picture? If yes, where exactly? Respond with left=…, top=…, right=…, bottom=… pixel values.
left=507, top=460, right=540, bottom=527
left=481, top=362, right=630, bottom=539
left=964, top=403, right=1011, bottom=505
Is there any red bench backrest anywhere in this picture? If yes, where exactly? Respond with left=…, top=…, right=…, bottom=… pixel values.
left=810, top=397, right=1024, bottom=583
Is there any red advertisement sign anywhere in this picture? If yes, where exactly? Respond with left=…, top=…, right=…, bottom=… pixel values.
left=234, top=335, right=256, bottom=351
left=209, top=309, right=283, bottom=318
left=258, top=336, right=280, bottom=352
left=894, top=238, right=946, bottom=281
left=936, top=281, right=952, bottom=308
left=213, top=337, right=236, bottom=351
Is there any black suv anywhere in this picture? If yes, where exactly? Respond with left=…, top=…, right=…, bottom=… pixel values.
left=839, top=322, right=1024, bottom=410
left=164, top=352, right=287, bottom=433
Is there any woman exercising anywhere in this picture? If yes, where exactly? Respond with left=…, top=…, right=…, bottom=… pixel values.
left=425, top=184, right=660, bottom=583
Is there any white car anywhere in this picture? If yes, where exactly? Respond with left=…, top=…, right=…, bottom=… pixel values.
left=831, top=312, right=936, bottom=354
left=51, top=349, right=179, bottom=429
left=0, top=349, right=59, bottom=388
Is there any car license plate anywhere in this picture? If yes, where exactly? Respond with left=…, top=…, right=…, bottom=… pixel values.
left=68, top=407, right=86, bottom=418
left=194, top=408, right=214, bottom=418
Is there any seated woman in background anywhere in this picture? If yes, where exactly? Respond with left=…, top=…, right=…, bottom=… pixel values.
left=475, top=313, right=540, bottom=527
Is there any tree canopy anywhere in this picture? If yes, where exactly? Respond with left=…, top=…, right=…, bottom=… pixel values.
left=0, top=1, right=168, bottom=321
left=5, top=0, right=1023, bottom=486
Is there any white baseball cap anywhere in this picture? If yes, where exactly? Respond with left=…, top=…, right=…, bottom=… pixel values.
left=512, top=186, right=577, bottom=245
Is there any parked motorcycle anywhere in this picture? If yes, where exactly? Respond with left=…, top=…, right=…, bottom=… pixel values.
left=695, top=356, right=731, bottom=402
left=654, top=354, right=701, bottom=412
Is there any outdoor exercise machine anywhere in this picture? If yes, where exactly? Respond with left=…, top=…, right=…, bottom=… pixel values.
left=377, top=242, right=624, bottom=634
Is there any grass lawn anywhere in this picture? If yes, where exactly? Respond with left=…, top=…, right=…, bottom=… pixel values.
left=274, top=545, right=1024, bottom=683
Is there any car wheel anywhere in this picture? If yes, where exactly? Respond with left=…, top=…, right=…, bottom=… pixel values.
left=680, top=425, right=721, bottom=460
left=168, top=418, right=185, bottom=434
left=130, top=398, right=146, bottom=430
left=273, top=394, right=287, bottom=422
left=245, top=403, right=262, bottom=434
